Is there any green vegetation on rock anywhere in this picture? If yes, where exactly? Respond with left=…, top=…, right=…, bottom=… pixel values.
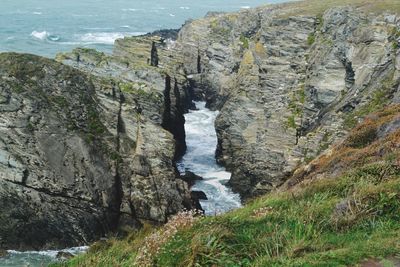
left=240, top=35, right=249, bottom=49
left=344, top=72, right=397, bottom=129
left=307, top=33, right=316, bottom=46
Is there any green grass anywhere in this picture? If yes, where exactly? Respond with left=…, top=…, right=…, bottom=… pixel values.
left=51, top=225, right=154, bottom=267
left=152, top=162, right=400, bottom=267
left=307, top=33, right=316, bottom=46
left=287, top=115, right=297, bottom=129
left=56, top=160, right=400, bottom=266
left=240, top=35, right=250, bottom=49
left=344, top=71, right=396, bottom=129
left=279, top=0, right=400, bottom=17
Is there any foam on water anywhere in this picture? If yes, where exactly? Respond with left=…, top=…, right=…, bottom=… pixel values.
left=78, top=32, right=125, bottom=44
left=177, top=102, right=242, bottom=215
left=0, top=246, right=88, bottom=267
left=30, top=30, right=49, bottom=40
left=76, top=32, right=146, bottom=44
left=30, top=31, right=60, bottom=42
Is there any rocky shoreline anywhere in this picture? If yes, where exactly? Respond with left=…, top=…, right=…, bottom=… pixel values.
left=0, top=1, right=399, bottom=250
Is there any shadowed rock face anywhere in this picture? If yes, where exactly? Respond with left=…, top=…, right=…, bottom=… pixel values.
left=0, top=52, right=192, bottom=250
left=0, top=53, right=119, bottom=249
left=173, top=6, right=400, bottom=199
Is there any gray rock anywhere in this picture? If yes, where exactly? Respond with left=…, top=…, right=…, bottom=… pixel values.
left=0, top=52, right=193, bottom=250
left=173, top=5, right=400, bottom=199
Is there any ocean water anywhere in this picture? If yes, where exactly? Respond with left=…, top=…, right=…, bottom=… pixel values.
left=177, top=102, right=242, bottom=215
left=0, top=0, right=292, bottom=58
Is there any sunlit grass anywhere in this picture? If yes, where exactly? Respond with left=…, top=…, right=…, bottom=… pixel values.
left=276, top=0, right=400, bottom=17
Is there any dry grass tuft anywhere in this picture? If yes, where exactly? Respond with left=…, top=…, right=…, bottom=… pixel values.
left=286, top=105, right=400, bottom=188
left=135, top=210, right=203, bottom=267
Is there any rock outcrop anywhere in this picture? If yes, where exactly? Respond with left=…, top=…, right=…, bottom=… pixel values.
left=172, top=5, right=400, bottom=198
left=0, top=51, right=192, bottom=250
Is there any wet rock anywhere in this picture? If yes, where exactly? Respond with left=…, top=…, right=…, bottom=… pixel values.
left=181, top=171, right=203, bottom=187
left=0, top=249, right=8, bottom=258
left=56, top=251, right=74, bottom=260
left=191, top=191, right=208, bottom=200
left=190, top=191, right=207, bottom=212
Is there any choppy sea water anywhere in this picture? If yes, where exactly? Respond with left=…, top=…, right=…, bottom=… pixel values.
left=0, top=0, right=292, bottom=57
left=0, top=247, right=88, bottom=267
left=177, top=102, right=242, bottom=215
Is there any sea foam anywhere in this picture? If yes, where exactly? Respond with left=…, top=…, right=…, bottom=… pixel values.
left=30, top=30, right=49, bottom=40
left=7, top=246, right=89, bottom=258
left=78, top=32, right=145, bottom=44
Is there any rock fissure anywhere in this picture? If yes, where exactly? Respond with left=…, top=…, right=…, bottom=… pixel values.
left=3, top=179, right=97, bottom=206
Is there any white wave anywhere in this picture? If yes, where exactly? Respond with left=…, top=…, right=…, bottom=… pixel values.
left=240, top=6, right=251, bottom=9
left=33, top=11, right=42, bottom=15
left=122, top=8, right=139, bottom=12
left=77, top=32, right=146, bottom=44
left=7, top=246, right=88, bottom=258
left=30, top=30, right=49, bottom=40
left=179, top=6, right=190, bottom=10
left=169, top=13, right=176, bottom=17
left=79, top=32, right=124, bottom=44
left=178, top=101, right=242, bottom=215
left=71, top=14, right=98, bottom=17
left=120, top=25, right=131, bottom=28
left=30, top=31, right=60, bottom=42
left=82, top=27, right=114, bottom=30
left=48, top=35, right=60, bottom=41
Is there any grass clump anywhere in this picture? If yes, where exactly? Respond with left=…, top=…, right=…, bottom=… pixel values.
left=240, top=35, right=249, bottom=49
left=307, top=32, right=316, bottom=46
left=287, top=115, right=297, bottom=129
left=154, top=163, right=400, bottom=266
left=286, top=84, right=306, bottom=129
left=254, top=42, right=266, bottom=56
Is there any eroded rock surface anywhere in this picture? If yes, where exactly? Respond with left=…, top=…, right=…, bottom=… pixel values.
left=172, top=6, right=400, bottom=198
left=0, top=52, right=192, bottom=250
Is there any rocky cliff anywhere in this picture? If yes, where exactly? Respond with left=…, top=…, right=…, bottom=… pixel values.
left=173, top=3, right=400, bottom=198
left=0, top=51, right=192, bottom=250
left=1, top=0, right=399, bottom=251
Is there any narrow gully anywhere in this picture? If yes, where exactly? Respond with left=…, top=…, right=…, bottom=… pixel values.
left=177, top=101, right=242, bottom=215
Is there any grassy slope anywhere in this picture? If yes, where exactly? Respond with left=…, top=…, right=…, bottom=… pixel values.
left=55, top=104, right=400, bottom=267
left=274, top=0, right=400, bottom=16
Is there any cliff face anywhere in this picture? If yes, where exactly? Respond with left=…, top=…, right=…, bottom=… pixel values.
left=0, top=53, right=118, bottom=249
left=173, top=5, right=400, bottom=198
left=0, top=51, right=192, bottom=249
left=1, top=1, right=399, bottom=250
